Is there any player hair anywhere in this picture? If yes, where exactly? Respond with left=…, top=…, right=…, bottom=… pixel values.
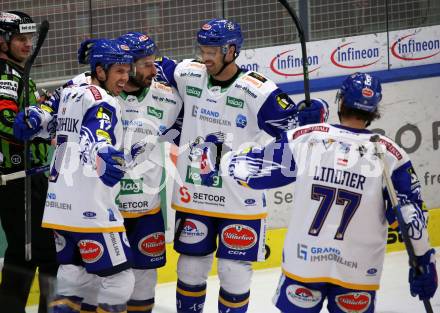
left=339, top=102, right=381, bottom=124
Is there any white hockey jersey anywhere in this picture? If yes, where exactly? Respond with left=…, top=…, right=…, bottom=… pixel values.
left=230, top=123, right=426, bottom=290
left=42, top=84, right=125, bottom=233
left=168, top=59, right=298, bottom=219
left=36, top=72, right=92, bottom=139
left=116, top=81, right=182, bottom=218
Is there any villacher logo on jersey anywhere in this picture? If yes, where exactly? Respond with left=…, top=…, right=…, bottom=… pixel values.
left=78, top=240, right=104, bottom=263
left=270, top=49, right=320, bottom=76
left=221, top=224, right=257, bottom=250
left=391, top=32, right=440, bottom=61
left=330, top=42, right=382, bottom=69
left=335, top=292, right=371, bottom=312
left=138, top=232, right=165, bottom=257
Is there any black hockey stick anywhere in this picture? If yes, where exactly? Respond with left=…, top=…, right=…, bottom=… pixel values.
left=370, top=135, right=433, bottom=313
left=278, top=0, right=311, bottom=106
left=0, top=164, right=50, bottom=185
left=23, top=20, right=50, bottom=261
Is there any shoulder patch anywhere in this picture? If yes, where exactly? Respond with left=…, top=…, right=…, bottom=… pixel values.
left=248, top=71, right=267, bottom=83
left=379, top=138, right=402, bottom=160
left=96, top=105, right=113, bottom=122
left=154, top=80, right=172, bottom=91
left=276, top=93, right=293, bottom=110
left=87, top=86, right=103, bottom=100
left=292, top=125, right=330, bottom=139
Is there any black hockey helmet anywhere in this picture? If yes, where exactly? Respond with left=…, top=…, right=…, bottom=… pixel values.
left=0, top=11, right=36, bottom=42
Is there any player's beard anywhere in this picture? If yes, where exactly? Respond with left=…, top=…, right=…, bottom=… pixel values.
left=129, top=73, right=154, bottom=89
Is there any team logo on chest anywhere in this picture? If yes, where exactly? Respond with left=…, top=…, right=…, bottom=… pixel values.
left=120, top=178, right=143, bottom=195
left=186, top=85, right=202, bottom=98
left=147, top=106, right=163, bottom=119
left=226, top=96, right=244, bottom=108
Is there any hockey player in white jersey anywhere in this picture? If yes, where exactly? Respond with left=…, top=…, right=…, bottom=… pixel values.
left=225, top=73, right=437, bottom=312
left=114, top=32, right=183, bottom=313
left=13, top=34, right=183, bottom=312
left=37, top=39, right=135, bottom=313
left=159, top=18, right=303, bottom=313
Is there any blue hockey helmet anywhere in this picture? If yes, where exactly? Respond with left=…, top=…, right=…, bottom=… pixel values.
left=197, top=19, right=243, bottom=54
left=78, top=38, right=133, bottom=72
left=298, top=98, right=329, bottom=126
left=117, top=32, right=157, bottom=61
left=337, top=72, right=382, bottom=112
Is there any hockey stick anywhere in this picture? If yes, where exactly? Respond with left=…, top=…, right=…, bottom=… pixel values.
left=23, top=20, right=50, bottom=261
left=0, top=164, right=50, bottom=185
left=370, top=135, right=433, bottom=313
left=278, top=0, right=311, bottom=106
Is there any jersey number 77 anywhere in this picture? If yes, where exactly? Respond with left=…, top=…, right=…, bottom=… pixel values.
left=309, top=184, right=362, bottom=240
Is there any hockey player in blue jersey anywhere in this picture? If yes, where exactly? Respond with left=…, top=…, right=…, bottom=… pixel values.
left=156, top=18, right=328, bottom=313
left=223, top=72, right=437, bottom=312
left=34, top=39, right=135, bottom=313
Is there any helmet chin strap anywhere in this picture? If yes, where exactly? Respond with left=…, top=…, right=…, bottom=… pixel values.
left=212, top=45, right=238, bottom=77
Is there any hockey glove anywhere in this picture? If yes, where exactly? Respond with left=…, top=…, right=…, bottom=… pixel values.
left=154, top=56, right=177, bottom=85
left=13, top=110, right=42, bottom=141
left=297, top=98, right=329, bottom=126
left=96, top=145, right=125, bottom=187
left=409, top=248, right=438, bottom=300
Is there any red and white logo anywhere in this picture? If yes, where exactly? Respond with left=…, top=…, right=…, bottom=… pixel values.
left=379, top=138, right=402, bottom=160
left=221, top=224, right=257, bottom=250
left=139, top=34, right=149, bottom=41
left=202, top=24, right=212, bottom=31
left=292, top=125, right=330, bottom=139
left=337, top=158, right=348, bottom=166
left=78, top=240, right=104, bottom=263
left=336, top=292, right=371, bottom=313
left=361, top=87, right=374, bottom=97
left=285, top=284, right=322, bottom=308
left=179, top=186, right=191, bottom=203
left=138, top=232, right=165, bottom=257
left=87, top=86, right=103, bottom=100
